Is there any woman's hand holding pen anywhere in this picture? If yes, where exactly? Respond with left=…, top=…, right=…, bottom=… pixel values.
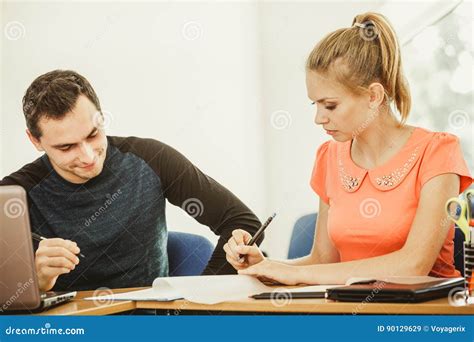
left=224, top=229, right=265, bottom=270
left=35, top=238, right=81, bottom=292
left=224, top=230, right=303, bottom=285
left=224, top=224, right=303, bottom=285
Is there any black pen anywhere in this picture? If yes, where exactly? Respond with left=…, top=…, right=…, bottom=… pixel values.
left=238, top=212, right=276, bottom=263
left=31, top=232, right=86, bottom=258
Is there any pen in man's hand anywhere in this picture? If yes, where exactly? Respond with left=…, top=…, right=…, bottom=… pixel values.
left=31, top=232, right=86, bottom=258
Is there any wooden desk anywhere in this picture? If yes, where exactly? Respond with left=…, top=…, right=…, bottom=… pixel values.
left=35, top=287, right=474, bottom=316
left=34, top=287, right=139, bottom=316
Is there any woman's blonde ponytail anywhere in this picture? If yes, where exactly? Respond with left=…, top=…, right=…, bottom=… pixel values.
left=307, top=12, right=411, bottom=124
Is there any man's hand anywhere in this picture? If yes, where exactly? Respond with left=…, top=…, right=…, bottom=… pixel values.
left=35, top=238, right=81, bottom=292
left=223, top=229, right=265, bottom=270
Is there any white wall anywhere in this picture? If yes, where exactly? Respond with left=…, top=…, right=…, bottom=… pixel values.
left=1, top=1, right=265, bottom=245
left=5, top=1, right=449, bottom=258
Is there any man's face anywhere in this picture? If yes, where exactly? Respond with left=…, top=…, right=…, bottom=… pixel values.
left=28, top=95, right=108, bottom=184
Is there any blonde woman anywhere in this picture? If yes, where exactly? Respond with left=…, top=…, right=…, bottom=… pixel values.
left=223, top=12, right=473, bottom=285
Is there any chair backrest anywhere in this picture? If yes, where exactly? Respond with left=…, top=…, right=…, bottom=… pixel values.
left=167, top=231, right=214, bottom=276
left=288, top=213, right=465, bottom=276
left=288, top=213, right=317, bottom=259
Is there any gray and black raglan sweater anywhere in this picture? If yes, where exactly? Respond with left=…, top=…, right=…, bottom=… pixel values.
left=0, top=136, right=262, bottom=291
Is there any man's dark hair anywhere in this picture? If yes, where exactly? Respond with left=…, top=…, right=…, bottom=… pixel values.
left=22, top=70, right=102, bottom=139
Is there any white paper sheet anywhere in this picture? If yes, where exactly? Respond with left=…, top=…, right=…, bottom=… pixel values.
left=283, top=285, right=341, bottom=293
left=85, top=275, right=272, bottom=304
left=84, top=280, right=182, bottom=302
left=153, top=274, right=273, bottom=304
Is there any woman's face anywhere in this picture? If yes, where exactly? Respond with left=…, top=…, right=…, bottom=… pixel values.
left=306, top=70, right=373, bottom=142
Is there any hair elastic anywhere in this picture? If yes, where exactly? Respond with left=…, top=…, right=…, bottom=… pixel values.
left=353, top=22, right=366, bottom=29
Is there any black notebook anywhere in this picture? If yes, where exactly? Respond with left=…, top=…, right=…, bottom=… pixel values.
left=326, top=277, right=465, bottom=303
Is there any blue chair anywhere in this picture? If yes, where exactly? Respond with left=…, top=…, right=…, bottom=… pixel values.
left=167, top=231, right=214, bottom=276
left=288, top=213, right=465, bottom=275
left=288, top=213, right=317, bottom=259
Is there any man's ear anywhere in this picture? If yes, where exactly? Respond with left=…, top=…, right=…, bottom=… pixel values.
left=26, top=129, right=44, bottom=152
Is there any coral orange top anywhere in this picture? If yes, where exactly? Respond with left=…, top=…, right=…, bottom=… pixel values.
left=310, top=127, right=473, bottom=278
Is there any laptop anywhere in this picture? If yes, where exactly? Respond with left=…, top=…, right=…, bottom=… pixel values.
left=0, top=185, right=76, bottom=312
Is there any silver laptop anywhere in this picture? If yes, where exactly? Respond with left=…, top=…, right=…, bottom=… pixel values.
left=0, top=185, right=76, bottom=312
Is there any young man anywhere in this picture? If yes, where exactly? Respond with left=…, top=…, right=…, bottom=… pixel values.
left=1, top=70, right=262, bottom=292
